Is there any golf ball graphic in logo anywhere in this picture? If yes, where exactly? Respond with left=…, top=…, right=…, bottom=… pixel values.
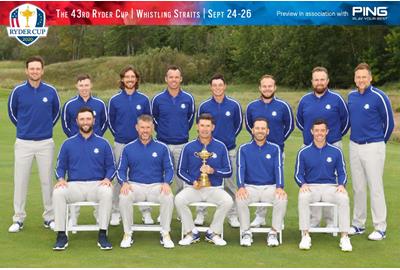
left=326, top=157, right=332, bottom=163
left=94, top=148, right=99, bottom=154
left=325, top=104, right=331, bottom=110
left=136, top=105, right=141, bottom=110
left=152, top=152, right=158, bottom=158
left=181, top=104, right=186, bottom=109
left=266, top=154, right=271, bottom=159
left=272, top=111, right=277, bottom=117
left=42, top=97, right=48, bottom=103
left=225, top=111, right=231, bottom=117
left=364, top=104, right=370, bottom=110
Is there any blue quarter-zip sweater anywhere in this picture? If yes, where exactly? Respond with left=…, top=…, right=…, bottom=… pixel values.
left=237, top=140, right=284, bottom=188
left=117, top=139, right=174, bottom=185
left=177, top=138, right=232, bottom=187
left=151, top=89, right=195, bottom=144
left=296, top=89, right=349, bottom=145
left=61, top=95, right=108, bottom=137
left=294, top=143, right=347, bottom=187
left=245, top=97, right=294, bottom=151
left=197, top=96, right=243, bottom=150
left=55, top=133, right=116, bottom=181
left=8, top=81, right=60, bottom=140
left=108, top=89, right=151, bottom=144
left=348, top=85, right=394, bottom=144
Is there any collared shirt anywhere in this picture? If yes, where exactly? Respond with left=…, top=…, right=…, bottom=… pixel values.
left=61, top=95, right=108, bottom=137
left=237, top=140, right=283, bottom=188
left=177, top=138, right=232, bottom=187
left=197, top=95, right=242, bottom=150
left=55, top=133, right=116, bottom=181
left=348, top=85, right=394, bottom=143
left=151, top=89, right=195, bottom=145
left=294, top=142, right=346, bottom=187
left=245, top=97, right=294, bottom=151
left=296, top=89, right=349, bottom=145
left=8, top=80, right=60, bottom=140
left=117, top=138, right=174, bottom=185
left=108, top=89, right=151, bottom=144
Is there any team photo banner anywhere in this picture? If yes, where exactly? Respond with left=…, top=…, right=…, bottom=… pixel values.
left=1, top=1, right=400, bottom=27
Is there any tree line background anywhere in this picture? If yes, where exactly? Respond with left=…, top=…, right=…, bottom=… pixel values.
left=0, top=26, right=399, bottom=89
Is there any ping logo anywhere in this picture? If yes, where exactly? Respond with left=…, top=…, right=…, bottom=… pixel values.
left=7, top=4, right=48, bottom=46
left=352, top=6, right=388, bottom=17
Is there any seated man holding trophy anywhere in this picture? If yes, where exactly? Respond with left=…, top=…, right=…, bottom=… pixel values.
left=175, top=113, right=233, bottom=246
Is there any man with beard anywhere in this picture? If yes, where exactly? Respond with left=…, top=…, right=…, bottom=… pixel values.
left=8, top=56, right=61, bottom=233
left=236, top=118, right=287, bottom=247
left=296, top=66, right=349, bottom=228
left=108, top=66, right=151, bottom=226
left=245, top=75, right=294, bottom=228
left=52, top=107, right=115, bottom=250
left=175, top=113, right=233, bottom=246
left=117, top=115, right=175, bottom=249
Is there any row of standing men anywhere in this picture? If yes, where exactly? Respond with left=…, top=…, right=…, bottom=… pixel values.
left=7, top=56, right=394, bottom=251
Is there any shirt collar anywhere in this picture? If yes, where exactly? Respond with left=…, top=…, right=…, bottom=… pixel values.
left=77, top=132, right=95, bottom=141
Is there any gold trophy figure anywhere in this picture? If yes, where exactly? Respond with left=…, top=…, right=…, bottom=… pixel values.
left=194, top=147, right=214, bottom=188
left=20, top=6, right=35, bottom=28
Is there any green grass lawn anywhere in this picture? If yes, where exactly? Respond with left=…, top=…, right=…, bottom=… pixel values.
left=0, top=84, right=399, bottom=268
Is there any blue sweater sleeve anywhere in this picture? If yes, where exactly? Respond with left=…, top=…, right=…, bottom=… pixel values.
left=107, top=99, right=117, bottom=137
left=212, top=146, right=232, bottom=178
left=245, top=105, right=253, bottom=134
left=61, top=103, right=73, bottom=137
left=117, top=147, right=128, bottom=185
left=336, top=149, right=347, bottom=186
left=8, top=89, right=18, bottom=126
left=99, top=102, right=108, bottom=136
left=151, top=96, right=159, bottom=129
left=294, top=150, right=305, bottom=187
left=296, top=100, right=304, bottom=131
left=338, top=96, right=350, bottom=136
left=236, top=146, right=246, bottom=188
left=144, top=97, right=151, bottom=115
left=380, top=93, right=395, bottom=143
left=188, top=96, right=195, bottom=130
left=104, top=141, right=116, bottom=180
left=55, top=143, right=68, bottom=180
left=275, top=146, right=284, bottom=188
left=163, top=146, right=174, bottom=184
left=283, top=103, right=294, bottom=141
left=177, top=145, right=196, bottom=184
left=52, top=90, right=61, bottom=126
left=234, top=102, right=243, bottom=137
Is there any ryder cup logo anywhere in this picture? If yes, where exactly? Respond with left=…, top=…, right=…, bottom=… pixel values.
left=326, top=157, right=332, bottom=163
left=7, top=4, right=48, bottom=46
left=364, top=104, right=370, bottom=110
left=325, top=104, right=331, bottom=110
left=94, top=148, right=100, bottom=154
left=42, top=97, right=48, bottom=103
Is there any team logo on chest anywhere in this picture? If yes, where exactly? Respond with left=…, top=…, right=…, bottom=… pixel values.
left=94, top=148, right=100, bottom=154
left=212, top=153, right=218, bottom=159
left=152, top=152, right=158, bottom=158
left=42, top=97, right=48, bottom=103
left=266, top=154, right=271, bottom=159
left=271, top=111, right=277, bottom=117
left=326, top=157, right=332, bottom=163
left=325, top=104, right=331, bottom=110
left=364, top=104, right=370, bottom=110
left=225, top=111, right=231, bottom=117
left=136, top=105, right=141, bottom=110
left=181, top=103, right=186, bottom=109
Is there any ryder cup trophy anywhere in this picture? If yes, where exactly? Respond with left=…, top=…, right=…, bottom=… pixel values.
left=194, top=147, right=214, bottom=187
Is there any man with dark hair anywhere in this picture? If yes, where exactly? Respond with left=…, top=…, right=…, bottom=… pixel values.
left=348, top=63, right=394, bottom=240
left=152, top=65, right=195, bottom=208
left=175, top=113, right=233, bottom=246
left=8, top=55, right=61, bottom=233
left=53, top=107, right=115, bottom=251
left=245, top=74, right=294, bottom=227
left=295, top=119, right=352, bottom=252
left=236, top=117, right=287, bottom=247
left=117, top=114, right=175, bottom=249
left=108, top=65, right=151, bottom=226
left=195, top=73, right=243, bottom=228
left=296, top=66, right=349, bottom=228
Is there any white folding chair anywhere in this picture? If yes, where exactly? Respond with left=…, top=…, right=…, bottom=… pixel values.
left=240, top=202, right=284, bottom=244
left=181, top=202, right=221, bottom=239
left=131, top=202, right=162, bottom=232
left=66, top=202, right=100, bottom=236
left=309, top=202, right=339, bottom=236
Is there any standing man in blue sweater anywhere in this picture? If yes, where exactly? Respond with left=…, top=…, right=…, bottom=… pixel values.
left=52, top=107, right=115, bottom=250
left=62, top=74, right=107, bottom=137
left=296, top=66, right=349, bottom=228
left=195, top=73, right=243, bottom=228
left=152, top=65, right=195, bottom=195
left=117, top=115, right=175, bottom=249
left=8, top=56, right=61, bottom=233
left=348, top=63, right=394, bottom=241
left=175, top=113, right=233, bottom=246
left=108, top=66, right=151, bottom=226
left=245, top=74, right=294, bottom=227
left=295, top=119, right=352, bottom=252
left=236, top=118, right=287, bottom=247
